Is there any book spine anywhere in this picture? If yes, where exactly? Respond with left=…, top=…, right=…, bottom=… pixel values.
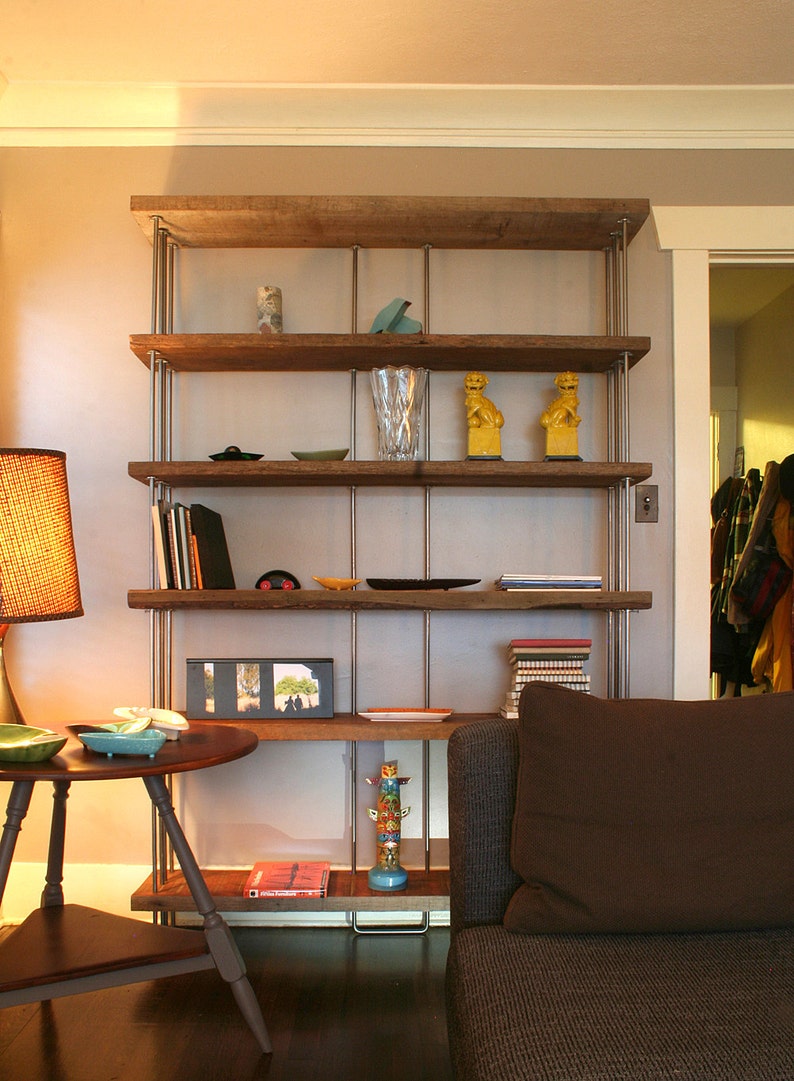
left=247, top=889, right=327, bottom=898
left=167, top=507, right=182, bottom=589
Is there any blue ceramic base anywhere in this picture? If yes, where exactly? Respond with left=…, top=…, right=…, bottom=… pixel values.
left=368, top=866, right=408, bottom=892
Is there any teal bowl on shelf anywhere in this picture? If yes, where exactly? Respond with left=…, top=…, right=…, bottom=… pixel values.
left=78, top=729, right=167, bottom=758
left=0, top=724, right=68, bottom=762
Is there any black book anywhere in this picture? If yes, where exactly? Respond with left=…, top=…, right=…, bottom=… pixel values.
left=189, top=503, right=236, bottom=589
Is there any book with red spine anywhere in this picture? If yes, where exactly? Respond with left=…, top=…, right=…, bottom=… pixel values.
left=243, top=861, right=331, bottom=898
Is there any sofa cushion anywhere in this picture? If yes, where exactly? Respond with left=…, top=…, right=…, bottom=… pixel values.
left=447, top=923, right=794, bottom=1081
left=504, top=683, right=794, bottom=934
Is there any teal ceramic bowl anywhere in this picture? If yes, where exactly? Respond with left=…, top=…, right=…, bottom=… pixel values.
left=78, top=729, right=167, bottom=758
left=0, top=724, right=68, bottom=762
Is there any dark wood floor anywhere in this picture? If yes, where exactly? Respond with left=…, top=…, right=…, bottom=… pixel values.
left=0, top=924, right=454, bottom=1081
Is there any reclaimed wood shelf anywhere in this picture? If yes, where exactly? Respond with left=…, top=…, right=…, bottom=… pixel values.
left=174, top=713, right=494, bottom=742
left=130, top=195, right=650, bottom=251
left=128, top=458, right=653, bottom=488
left=129, top=332, right=650, bottom=373
left=132, top=868, right=451, bottom=914
left=128, top=588, right=652, bottom=613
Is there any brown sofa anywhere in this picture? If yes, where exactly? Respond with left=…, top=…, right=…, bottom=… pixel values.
left=445, top=683, right=794, bottom=1080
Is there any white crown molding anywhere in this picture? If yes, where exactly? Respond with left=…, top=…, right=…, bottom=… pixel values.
left=1, top=83, right=793, bottom=148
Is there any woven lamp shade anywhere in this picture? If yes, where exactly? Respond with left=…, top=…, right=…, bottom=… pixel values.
left=0, top=448, right=83, bottom=623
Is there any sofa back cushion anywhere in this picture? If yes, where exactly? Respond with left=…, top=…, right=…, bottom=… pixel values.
left=504, top=683, right=794, bottom=934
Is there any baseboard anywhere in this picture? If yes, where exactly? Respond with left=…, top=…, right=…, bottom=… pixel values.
left=0, top=863, right=153, bottom=925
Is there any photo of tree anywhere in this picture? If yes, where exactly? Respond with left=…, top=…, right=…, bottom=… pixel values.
left=273, top=662, right=320, bottom=714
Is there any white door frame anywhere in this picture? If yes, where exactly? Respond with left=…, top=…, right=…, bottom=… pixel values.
left=653, top=207, right=794, bottom=699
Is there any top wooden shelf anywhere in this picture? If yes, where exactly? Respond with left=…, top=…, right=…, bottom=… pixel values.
left=130, top=196, right=650, bottom=251
left=130, top=333, right=650, bottom=373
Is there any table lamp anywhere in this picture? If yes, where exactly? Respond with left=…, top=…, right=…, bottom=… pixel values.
left=0, top=448, right=83, bottom=726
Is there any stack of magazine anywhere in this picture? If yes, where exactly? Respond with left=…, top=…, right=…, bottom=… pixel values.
left=497, top=574, right=602, bottom=590
left=501, top=638, right=591, bottom=718
left=151, top=500, right=235, bottom=590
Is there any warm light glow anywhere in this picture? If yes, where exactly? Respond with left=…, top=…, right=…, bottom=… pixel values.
left=0, top=448, right=83, bottom=622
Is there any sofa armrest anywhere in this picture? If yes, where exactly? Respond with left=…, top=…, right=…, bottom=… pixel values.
left=447, top=718, right=522, bottom=937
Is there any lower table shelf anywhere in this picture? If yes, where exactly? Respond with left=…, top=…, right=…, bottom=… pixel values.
left=0, top=905, right=213, bottom=1005
left=132, top=868, right=451, bottom=913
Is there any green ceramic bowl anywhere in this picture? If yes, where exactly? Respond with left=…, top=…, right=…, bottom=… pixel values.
left=0, top=724, right=68, bottom=762
left=291, top=449, right=349, bottom=461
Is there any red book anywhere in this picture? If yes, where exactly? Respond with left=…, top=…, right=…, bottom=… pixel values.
left=244, top=861, right=330, bottom=898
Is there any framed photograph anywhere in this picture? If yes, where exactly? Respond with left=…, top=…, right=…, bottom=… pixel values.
left=186, top=658, right=334, bottom=720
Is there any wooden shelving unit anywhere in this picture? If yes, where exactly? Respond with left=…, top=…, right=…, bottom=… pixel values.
left=128, top=194, right=654, bottom=920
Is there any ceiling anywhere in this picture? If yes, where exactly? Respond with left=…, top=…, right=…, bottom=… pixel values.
left=1, top=0, right=793, bottom=147
left=710, top=266, right=794, bottom=328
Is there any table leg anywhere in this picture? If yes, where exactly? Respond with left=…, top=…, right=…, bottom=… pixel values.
left=41, top=780, right=71, bottom=907
left=142, top=773, right=271, bottom=1054
left=0, top=780, right=35, bottom=906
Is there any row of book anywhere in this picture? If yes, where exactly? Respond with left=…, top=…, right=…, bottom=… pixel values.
left=500, top=637, right=591, bottom=718
left=152, top=500, right=236, bottom=590
left=497, top=574, right=602, bottom=590
left=244, top=861, right=331, bottom=898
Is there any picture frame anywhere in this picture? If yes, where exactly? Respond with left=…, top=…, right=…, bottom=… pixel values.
left=186, top=658, right=334, bottom=720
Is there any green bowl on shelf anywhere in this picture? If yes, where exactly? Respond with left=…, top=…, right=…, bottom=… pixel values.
left=0, top=724, right=68, bottom=762
left=291, top=449, right=349, bottom=461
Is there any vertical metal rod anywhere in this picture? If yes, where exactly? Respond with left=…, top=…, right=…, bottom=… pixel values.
left=350, top=740, right=358, bottom=878
left=422, top=244, right=433, bottom=873
left=609, top=247, right=622, bottom=691
left=149, top=216, right=162, bottom=333
left=349, top=244, right=361, bottom=880
left=619, top=219, right=630, bottom=700
left=147, top=217, right=163, bottom=909
left=619, top=217, right=630, bottom=338
left=605, top=244, right=615, bottom=336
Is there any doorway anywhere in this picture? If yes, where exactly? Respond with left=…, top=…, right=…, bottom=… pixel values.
left=653, top=204, right=794, bottom=699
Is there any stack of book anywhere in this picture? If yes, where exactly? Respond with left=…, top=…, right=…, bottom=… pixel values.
left=243, top=861, right=331, bottom=898
left=152, top=500, right=235, bottom=590
left=501, top=638, right=591, bottom=718
left=497, top=574, right=602, bottom=590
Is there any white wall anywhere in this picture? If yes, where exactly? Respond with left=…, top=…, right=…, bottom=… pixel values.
left=736, top=285, right=794, bottom=469
left=0, top=144, right=790, bottom=922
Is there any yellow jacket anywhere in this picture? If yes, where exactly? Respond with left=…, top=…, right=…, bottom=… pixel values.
left=752, top=495, right=793, bottom=691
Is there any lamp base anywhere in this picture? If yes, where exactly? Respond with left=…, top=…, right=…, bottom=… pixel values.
left=0, top=624, right=26, bottom=725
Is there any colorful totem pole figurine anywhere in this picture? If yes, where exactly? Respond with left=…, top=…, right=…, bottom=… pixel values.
left=366, top=761, right=411, bottom=891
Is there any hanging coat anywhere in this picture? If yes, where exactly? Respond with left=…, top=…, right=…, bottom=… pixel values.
left=751, top=494, right=794, bottom=692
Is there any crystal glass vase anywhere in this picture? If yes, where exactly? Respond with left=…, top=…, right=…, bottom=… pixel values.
left=369, top=366, right=427, bottom=461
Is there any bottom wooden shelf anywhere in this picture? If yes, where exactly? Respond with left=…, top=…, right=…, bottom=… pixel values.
left=132, top=868, right=451, bottom=913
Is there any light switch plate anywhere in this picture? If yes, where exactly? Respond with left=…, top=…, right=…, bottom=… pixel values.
left=635, top=484, right=659, bottom=523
